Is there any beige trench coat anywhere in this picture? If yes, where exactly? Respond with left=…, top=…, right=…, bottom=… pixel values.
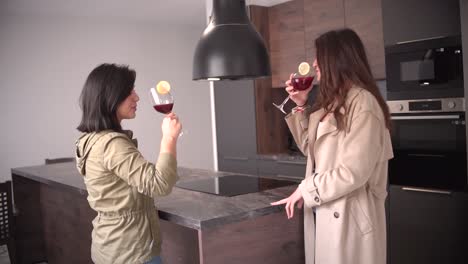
left=75, top=130, right=178, bottom=264
left=285, top=87, right=393, bottom=264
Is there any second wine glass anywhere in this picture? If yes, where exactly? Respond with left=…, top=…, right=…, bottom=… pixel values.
left=150, top=84, right=184, bottom=137
left=150, top=87, right=174, bottom=114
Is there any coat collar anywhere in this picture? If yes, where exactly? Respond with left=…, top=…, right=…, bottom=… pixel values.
left=309, top=86, right=364, bottom=143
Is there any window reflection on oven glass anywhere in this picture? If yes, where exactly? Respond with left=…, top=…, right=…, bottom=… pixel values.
left=396, top=122, right=457, bottom=150
left=400, top=60, right=435, bottom=82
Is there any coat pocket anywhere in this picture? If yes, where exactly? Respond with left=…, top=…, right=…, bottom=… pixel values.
left=349, top=198, right=373, bottom=235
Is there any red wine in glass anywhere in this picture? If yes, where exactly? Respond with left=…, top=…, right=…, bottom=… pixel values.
left=150, top=86, right=185, bottom=137
left=273, top=74, right=316, bottom=114
left=150, top=87, right=174, bottom=114
left=291, top=76, right=315, bottom=91
left=153, top=103, right=174, bottom=114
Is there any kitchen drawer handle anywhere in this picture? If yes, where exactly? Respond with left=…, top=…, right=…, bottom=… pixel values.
left=223, top=156, right=249, bottom=161
left=276, top=174, right=302, bottom=181
left=407, top=153, right=445, bottom=158
left=277, top=160, right=306, bottom=165
left=402, top=187, right=452, bottom=195
left=391, top=115, right=460, bottom=120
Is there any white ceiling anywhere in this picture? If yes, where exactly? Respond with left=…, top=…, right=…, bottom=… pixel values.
left=0, top=0, right=292, bottom=26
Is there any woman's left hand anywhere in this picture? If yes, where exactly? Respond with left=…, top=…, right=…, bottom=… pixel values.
left=270, top=186, right=304, bottom=219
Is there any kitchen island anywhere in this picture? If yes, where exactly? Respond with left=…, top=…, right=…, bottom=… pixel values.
left=12, top=162, right=305, bottom=264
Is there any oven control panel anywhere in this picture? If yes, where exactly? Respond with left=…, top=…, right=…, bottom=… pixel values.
left=387, top=97, right=465, bottom=113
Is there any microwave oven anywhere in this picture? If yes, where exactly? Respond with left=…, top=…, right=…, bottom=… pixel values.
left=386, top=36, right=463, bottom=100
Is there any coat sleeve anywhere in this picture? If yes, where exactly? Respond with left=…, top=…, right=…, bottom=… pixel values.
left=299, top=111, right=385, bottom=207
left=285, top=106, right=313, bottom=156
left=102, top=135, right=178, bottom=197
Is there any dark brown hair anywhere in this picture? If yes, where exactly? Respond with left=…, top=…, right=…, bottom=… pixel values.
left=313, top=28, right=391, bottom=130
left=77, top=63, right=136, bottom=133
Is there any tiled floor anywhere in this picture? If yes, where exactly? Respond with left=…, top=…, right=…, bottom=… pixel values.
left=0, top=245, right=47, bottom=264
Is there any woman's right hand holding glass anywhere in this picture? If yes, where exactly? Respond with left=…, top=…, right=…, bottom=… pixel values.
left=285, top=73, right=313, bottom=107
left=160, top=112, right=182, bottom=157
left=162, top=112, right=182, bottom=140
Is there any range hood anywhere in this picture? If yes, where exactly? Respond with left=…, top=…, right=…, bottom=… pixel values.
left=192, top=0, right=271, bottom=81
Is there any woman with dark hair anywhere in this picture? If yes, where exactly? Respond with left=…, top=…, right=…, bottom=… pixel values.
left=75, top=63, right=181, bottom=264
left=271, top=28, right=393, bottom=264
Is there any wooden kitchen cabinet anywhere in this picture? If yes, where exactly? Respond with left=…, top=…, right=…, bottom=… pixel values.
left=388, top=185, right=468, bottom=264
left=267, top=0, right=386, bottom=88
left=268, top=0, right=306, bottom=88
left=243, top=1, right=386, bottom=159
left=303, top=0, right=345, bottom=63
left=344, top=0, right=386, bottom=79
left=251, top=5, right=290, bottom=154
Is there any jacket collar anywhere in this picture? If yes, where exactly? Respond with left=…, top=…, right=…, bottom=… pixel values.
left=122, top=130, right=138, bottom=147
left=122, top=129, right=133, bottom=139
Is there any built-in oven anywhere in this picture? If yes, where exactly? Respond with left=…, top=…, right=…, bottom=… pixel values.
left=388, top=98, right=467, bottom=190
left=386, top=36, right=463, bottom=100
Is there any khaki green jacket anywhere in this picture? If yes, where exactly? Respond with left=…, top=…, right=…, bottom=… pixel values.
left=75, top=130, right=178, bottom=264
left=285, top=87, right=393, bottom=264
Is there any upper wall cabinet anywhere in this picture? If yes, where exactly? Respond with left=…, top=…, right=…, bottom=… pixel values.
left=304, top=0, right=345, bottom=64
left=344, top=0, right=386, bottom=79
left=268, top=0, right=386, bottom=87
left=268, top=0, right=306, bottom=88
left=381, top=0, right=460, bottom=46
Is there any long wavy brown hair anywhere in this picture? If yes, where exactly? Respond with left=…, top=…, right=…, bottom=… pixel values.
left=313, top=28, right=391, bottom=130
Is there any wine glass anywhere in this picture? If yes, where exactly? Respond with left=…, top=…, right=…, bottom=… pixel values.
left=150, top=87, right=174, bottom=114
left=150, top=86, right=184, bottom=137
left=273, top=63, right=315, bottom=114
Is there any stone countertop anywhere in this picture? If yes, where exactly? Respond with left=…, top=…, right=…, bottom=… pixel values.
left=11, top=162, right=299, bottom=230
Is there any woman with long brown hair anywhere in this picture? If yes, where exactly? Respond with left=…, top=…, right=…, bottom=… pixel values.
left=271, top=28, right=393, bottom=264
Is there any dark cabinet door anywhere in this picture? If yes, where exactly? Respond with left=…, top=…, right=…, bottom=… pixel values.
left=388, top=185, right=468, bottom=264
left=462, top=0, right=468, bottom=118
left=214, top=80, right=258, bottom=175
left=257, top=159, right=306, bottom=179
left=275, top=160, right=306, bottom=178
left=381, top=0, right=461, bottom=46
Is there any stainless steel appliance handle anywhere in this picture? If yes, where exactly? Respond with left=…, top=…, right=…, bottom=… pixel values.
left=277, top=160, right=306, bottom=165
left=407, top=153, right=445, bottom=158
left=391, top=115, right=461, bottom=120
left=402, top=187, right=452, bottom=195
left=276, top=174, right=302, bottom=181
left=223, top=156, right=249, bottom=161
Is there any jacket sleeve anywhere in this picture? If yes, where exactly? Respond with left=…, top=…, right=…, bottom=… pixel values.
left=299, top=111, right=385, bottom=207
left=285, top=106, right=313, bottom=156
left=102, top=135, right=178, bottom=197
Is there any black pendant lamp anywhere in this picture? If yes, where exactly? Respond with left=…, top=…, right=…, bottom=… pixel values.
left=192, top=0, right=271, bottom=81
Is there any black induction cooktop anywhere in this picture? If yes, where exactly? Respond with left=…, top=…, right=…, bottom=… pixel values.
left=175, top=174, right=298, bottom=197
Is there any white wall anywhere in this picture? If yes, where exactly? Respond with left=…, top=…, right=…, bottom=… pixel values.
left=0, top=13, right=214, bottom=181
